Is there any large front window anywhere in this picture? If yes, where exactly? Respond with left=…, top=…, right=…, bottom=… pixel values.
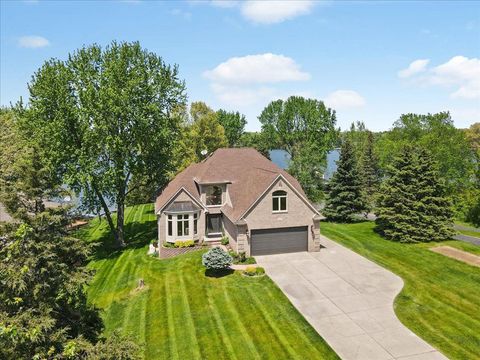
left=167, top=215, right=173, bottom=236
left=176, top=214, right=189, bottom=236
left=206, top=185, right=222, bottom=206
left=272, top=190, right=287, bottom=212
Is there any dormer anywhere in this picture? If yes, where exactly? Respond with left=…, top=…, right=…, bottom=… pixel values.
left=196, top=181, right=231, bottom=207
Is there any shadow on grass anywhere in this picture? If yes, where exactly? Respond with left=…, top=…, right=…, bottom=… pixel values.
left=204, top=268, right=234, bottom=278
left=89, top=219, right=157, bottom=262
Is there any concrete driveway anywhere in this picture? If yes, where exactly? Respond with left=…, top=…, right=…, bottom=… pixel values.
left=255, top=236, right=447, bottom=360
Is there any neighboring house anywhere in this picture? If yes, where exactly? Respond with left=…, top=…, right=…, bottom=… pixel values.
left=155, top=148, right=322, bottom=256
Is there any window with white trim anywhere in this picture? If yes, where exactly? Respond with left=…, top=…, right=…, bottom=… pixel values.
left=206, top=185, right=222, bottom=206
left=272, top=190, right=287, bottom=212
left=193, top=213, right=198, bottom=235
left=167, top=215, right=173, bottom=236
left=177, top=214, right=189, bottom=236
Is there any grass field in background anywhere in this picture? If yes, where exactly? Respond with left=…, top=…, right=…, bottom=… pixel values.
left=321, top=221, right=480, bottom=360
left=79, top=204, right=338, bottom=360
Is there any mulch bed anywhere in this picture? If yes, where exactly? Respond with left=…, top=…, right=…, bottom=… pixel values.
left=159, top=245, right=205, bottom=259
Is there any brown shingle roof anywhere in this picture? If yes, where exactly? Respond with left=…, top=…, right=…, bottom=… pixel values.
left=155, top=148, right=311, bottom=221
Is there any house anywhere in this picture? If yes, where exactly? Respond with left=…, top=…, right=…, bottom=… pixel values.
left=155, top=148, right=322, bottom=256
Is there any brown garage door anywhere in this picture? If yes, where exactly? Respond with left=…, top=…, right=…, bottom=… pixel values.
left=251, top=226, right=308, bottom=256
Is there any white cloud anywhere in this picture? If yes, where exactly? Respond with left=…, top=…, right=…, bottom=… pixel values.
left=210, top=83, right=277, bottom=106
left=203, top=53, right=310, bottom=84
left=241, top=0, right=314, bottom=24
left=430, top=56, right=480, bottom=99
left=204, top=53, right=310, bottom=108
left=400, top=56, right=480, bottom=100
left=18, top=35, right=50, bottom=48
left=398, top=59, right=430, bottom=78
left=324, top=90, right=366, bottom=109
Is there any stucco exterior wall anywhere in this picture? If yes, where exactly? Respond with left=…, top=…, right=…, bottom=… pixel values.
left=244, top=178, right=316, bottom=252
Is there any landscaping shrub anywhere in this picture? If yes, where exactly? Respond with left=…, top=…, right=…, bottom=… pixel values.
left=243, top=266, right=265, bottom=277
left=229, top=251, right=257, bottom=264
left=174, top=240, right=195, bottom=248
left=221, top=236, right=229, bottom=245
left=255, top=267, right=265, bottom=275
left=202, top=247, right=233, bottom=270
left=244, top=265, right=257, bottom=276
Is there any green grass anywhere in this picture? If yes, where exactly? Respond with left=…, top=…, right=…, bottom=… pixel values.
left=79, top=204, right=338, bottom=360
left=455, top=220, right=480, bottom=230
left=321, top=221, right=480, bottom=360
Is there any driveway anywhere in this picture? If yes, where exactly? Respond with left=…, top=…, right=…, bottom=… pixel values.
left=255, top=236, right=447, bottom=360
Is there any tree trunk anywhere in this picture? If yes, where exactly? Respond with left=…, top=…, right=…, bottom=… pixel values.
left=116, top=197, right=126, bottom=248
left=91, top=181, right=121, bottom=247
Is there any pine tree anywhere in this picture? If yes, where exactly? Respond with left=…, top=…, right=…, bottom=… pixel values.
left=323, top=139, right=367, bottom=222
left=375, top=145, right=453, bottom=243
left=358, top=131, right=380, bottom=216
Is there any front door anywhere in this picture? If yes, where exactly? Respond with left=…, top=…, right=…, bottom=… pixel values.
left=206, top=214, right=222, bottom=235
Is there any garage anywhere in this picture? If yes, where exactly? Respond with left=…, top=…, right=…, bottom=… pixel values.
left=251, top=226, right=308, bottom=256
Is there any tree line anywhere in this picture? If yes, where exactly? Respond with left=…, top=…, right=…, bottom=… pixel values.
left=0, top=41, right=479, bottom=358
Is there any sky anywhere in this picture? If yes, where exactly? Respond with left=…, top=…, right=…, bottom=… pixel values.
left=1, top=0, right=479, bottom=132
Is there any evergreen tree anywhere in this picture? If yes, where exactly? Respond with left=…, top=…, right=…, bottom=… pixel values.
left=375, top=145, right=453, bottom=243
left=358, top=131, right=381, bottom=216
left=323, top=139, right=367, bottom=222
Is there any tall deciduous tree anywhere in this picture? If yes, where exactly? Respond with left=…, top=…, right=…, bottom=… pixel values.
left=375, top=145, right=453, bottom=243
left=259, top=96, right=338, bottom=200
left=323, top=139, right=367, bottom=222
left=216, top=109, right=247, bottom=147
left=188, top=102, right=228, bottom=159
left=376, top=112, right=475, bottom=193
left=19, top=41, right=186, bottom=248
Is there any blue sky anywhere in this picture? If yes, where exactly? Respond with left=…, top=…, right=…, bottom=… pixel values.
left=1, top=0, right=479, bottom=131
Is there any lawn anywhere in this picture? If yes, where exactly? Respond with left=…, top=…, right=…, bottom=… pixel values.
left=321, top=221, right=480, bottom=360
left=79, top=204, right=338, bottom=360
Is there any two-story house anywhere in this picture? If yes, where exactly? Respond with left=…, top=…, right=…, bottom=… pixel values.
left=155, top=148, right=322, bottom=256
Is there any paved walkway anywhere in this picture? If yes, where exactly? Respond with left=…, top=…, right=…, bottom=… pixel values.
left=255, top=236, right=447, bottom=360
left=453, top=234, right=480, bottom=246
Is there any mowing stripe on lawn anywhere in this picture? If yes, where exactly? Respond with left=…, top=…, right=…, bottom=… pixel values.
left=205, top=287, right=237, bottom=360
left=244, top=286, right=299, bottom=359
left=164, top=273, right=179, bottom=360
left=220, top=284, right=262, bottom=358
left=262, top=284, right=322, bottom=354
left=177, top=274, right=202, bottom=360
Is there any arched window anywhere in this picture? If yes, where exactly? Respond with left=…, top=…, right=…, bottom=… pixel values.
left=206, top=185, right=222, bottom=206
left=272, top=190, right=287, bottom=212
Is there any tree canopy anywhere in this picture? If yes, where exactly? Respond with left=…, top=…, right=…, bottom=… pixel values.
left=259, top=96, right=338, bottom=200
left=18, top=41, right=186, bottom=247
left=0, top=211, right=139, bottom=359
left=0, top=109, right=62, bottom=220
left=216, top=109, right=247, bottom=147
left=323, top=138, right=367, bottom=222
left=376, top=112, right=475, bottom=193
left=375, top=145, right=453, bottom=243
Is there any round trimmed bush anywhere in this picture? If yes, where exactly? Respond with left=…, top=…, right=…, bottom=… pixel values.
left=202, top=247, right=233, bottom=270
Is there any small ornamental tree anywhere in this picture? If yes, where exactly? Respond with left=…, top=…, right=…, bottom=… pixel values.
left=202, top=247, right=233, bottom=271
left=375, top=145, right=454, bottom=243
left=323, top=139, right=367, bottom=222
